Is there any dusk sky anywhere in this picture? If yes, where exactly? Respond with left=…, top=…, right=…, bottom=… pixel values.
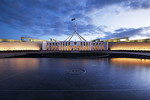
left=0, top=0, right=150, bottom=41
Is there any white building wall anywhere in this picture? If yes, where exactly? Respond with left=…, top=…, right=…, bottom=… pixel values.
left=44, top=41, right=105, bottom=51
left=42, top=42, right=47, bottom=50
left=0, top=42, right=42, bottom=51
left=104, top=42, right=108, bottom=50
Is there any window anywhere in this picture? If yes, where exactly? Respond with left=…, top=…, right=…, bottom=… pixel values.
left=74, top=42, right=77, bottom=45
left=86, top=42, right=88, bottom=46
left=23, top=38, right=30, bottom=41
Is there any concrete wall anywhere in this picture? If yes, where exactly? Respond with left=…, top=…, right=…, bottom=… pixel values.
left=108, top=42, right=150, bottom=51
left=42, top=42, right=47, bottom=50
left=0, top=42, right=42, bottom=51
left=0, top=39, right=21, bottom=42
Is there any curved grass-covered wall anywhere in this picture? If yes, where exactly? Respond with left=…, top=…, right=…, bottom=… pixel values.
left=0, top=42, right=42, bottom=51
left=108, top=42, right=150, bottom=51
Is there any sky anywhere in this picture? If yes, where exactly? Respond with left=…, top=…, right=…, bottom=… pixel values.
left=0, top=0, right=150, bottom=41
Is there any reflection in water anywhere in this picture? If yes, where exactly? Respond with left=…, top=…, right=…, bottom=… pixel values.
left=61, top=58, right=107, bottom=67
left=61, top=58, right=90, bottom=68
left=0, top=58, right=150, bottom=91
left=0, top=58, right=39, bottom=71
left=110, top=58, right=150, bottom=67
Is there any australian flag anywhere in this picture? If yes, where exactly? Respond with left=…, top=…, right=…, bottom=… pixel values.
left=72, top=18, right=76, bottom=21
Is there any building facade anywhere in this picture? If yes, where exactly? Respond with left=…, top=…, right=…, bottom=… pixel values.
left=0, top=37, right=150, bottom=51
left=42, top=41, right=108, bottom=51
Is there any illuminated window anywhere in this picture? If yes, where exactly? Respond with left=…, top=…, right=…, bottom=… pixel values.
left=120, top=39, right=126, bottom=41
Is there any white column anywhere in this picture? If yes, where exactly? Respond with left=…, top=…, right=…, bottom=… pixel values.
left=64, top=42, right=66, bottom=50
left=54, top=42, right=56, bottom=50
left=57, top=43, right=59, bottom=50
left=62, top=42, right=63, bottom=51
left=82, top=42, right=84, bottom=50
left=89, top=42, right=91, bottom=50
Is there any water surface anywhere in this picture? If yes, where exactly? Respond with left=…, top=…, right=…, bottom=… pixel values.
left=0, top=58, right=150, bottom=100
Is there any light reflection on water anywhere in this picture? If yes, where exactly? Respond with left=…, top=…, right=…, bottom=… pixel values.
left=0, top=58, right=39, bottom=71
left=110, top=58, right=150, bottom=67
left=0, top=57, right=150, bottom=91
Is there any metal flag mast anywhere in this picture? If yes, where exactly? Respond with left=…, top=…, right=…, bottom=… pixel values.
left=65, top=18, right=86, bottom=41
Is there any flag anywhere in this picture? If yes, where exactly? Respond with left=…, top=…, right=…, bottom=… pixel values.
left=72, top=18, right=76, bottom=21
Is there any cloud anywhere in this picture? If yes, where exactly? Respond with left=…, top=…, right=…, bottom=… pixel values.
left=101, top=26, right=150, bottom=40
left=125, top=0, right=150, bottom=9
left=85, top=0, right=150, bottom=13
left=0, top=0, right=150, bottom=40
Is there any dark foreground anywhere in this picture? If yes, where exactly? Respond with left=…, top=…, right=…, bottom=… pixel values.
left=0, top=58, right=150, bottom=100
left=0, top=50, right=150, bottom=58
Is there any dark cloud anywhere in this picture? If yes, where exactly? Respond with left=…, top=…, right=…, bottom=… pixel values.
left=126, top=0, right=150, bottom=9
left=101, top=26, right=150, bottom=40
left=0, top=0, right=150, bottom=39
left=85, top=0, right=124, bottom=13
left=85, top=0, right=150, bottom=13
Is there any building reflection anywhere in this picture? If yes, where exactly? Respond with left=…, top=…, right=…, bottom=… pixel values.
left=60, top=58, right=92, bottom=68
left=110, top=58, right=150, bottom=67
left=0, top=58, right=39, bottom=71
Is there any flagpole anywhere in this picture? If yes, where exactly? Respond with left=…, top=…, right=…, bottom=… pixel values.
left=74, top=20, right=77, bottom=32
left=64, top=18, right=86, bottom=41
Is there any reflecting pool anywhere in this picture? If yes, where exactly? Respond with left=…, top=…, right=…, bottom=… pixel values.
left=0, top=58, right=150, bottom=100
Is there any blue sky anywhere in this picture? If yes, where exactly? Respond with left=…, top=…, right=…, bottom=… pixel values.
left=0, top=0, right=150, bottom=41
